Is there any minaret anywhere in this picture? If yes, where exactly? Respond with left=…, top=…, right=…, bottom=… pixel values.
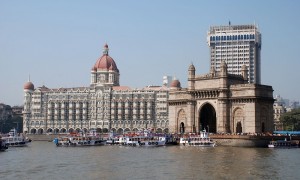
left=219, top=60, right=228, bottom=88
left=23, top=78, right=34, bottom=133
left=241, top=65, right=249, bottom=82
left=188, top=63, right=195, bottom=90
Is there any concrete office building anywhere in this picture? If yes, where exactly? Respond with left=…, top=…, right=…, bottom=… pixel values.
left=207, top=24, right=261, bottom=84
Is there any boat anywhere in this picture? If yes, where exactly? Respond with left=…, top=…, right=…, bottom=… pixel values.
left=1, top=128, right=31, bottom=147
left=118, top=130, right=166, bottom=147
left=268, top=139, right=299, bottom=148
left=180, top=130, right=216, bottom=147
left=53, top=130, right=106, bottom=147
left=123, top=135, right=166, bottom=147
left=0, top=135, right=8, bottom=151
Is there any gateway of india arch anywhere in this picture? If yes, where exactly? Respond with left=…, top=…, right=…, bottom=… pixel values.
left=23, top=44, right=169, bottom=134
left=168, top=61, right=274, bottom=134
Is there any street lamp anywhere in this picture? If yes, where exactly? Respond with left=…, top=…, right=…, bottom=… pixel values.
left=207, top=125, right=209, bottom=134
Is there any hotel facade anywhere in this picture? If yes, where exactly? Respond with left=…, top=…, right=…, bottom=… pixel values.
left=23, top=44, right=169, bottom=134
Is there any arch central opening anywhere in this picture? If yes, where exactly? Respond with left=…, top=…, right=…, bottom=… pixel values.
left=199, top=103, right=216, bottom=133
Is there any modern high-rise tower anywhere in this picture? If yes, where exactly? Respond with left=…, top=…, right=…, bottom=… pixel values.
left=207, top=24, right=261, bottom=84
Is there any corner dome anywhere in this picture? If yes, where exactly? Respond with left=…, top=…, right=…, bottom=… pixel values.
left=24, top=81, right=34, bottom=90
left=170, top=79, right=181, bottom=88
left=93, top=44, right=119, bottom=72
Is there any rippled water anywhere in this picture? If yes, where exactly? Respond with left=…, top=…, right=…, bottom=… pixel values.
left=1, top=141, right=300, bottom=180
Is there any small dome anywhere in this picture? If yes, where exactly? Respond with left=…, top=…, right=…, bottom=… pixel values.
left=24, top=81, right=34, bottom=90
left=170, top=79, right=181, bottom=88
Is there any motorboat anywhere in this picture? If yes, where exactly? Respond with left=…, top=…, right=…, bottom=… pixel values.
left=2, top=128, right=31, bottom=147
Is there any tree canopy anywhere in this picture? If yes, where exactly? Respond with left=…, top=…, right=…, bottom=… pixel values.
left=280, top=108, right=300, bottom=131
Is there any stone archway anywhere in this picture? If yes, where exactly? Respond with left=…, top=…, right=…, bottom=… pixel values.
left=199, top=103, right=216, bottom=133
left=156, top=128, right=163, bottom=133
left=31, top=129, right=37, bottom=134
left=102, top=128, right=109, bottom=133
left=261, top=107, right=267, bottom=133
left=38, top=129, right=44, bottom=134
left=180, top=122, right=185, bottom=134
left=177, top=109, right=187, bottom=133
left=233, top=108, right=244, bottom=134
left=117, top=128, right=123, bottom=134
left=236, top=122, right=242, bottom=133
left=96, top=128, right=102, bottom=133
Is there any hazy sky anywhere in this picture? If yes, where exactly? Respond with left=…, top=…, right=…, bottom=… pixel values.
left=1, top=0, right=299, bottom=106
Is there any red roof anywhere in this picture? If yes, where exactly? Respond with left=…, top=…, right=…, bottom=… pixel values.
left=24, top=81, right=34, bottom=90
left=92, top=44, right=119, bottom=72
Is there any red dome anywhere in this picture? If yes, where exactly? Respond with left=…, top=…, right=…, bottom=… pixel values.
left=24, top=81, right=34, bottom=90
left=92, top=44, right=119, bottom=72
left=170, top=79, right=181, bottom=88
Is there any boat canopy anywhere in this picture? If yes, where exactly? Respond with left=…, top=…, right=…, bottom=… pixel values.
left=273, top=131, right=300, bottom=135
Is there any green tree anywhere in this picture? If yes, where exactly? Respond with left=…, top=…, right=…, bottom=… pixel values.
left=1, top=116, right=23, bottom=133
left=280, top=108, right=300, bottom=131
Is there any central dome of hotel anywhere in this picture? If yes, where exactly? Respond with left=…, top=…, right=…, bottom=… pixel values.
left=93, top=44, right=119, bottom=72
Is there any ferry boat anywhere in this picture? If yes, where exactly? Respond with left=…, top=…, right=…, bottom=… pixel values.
left=2, top=128, right=31, bottom=147
left=268, top=139, right=299, bottom=148
left=53, top=130, right=106, bottom=147
left=0, top=136, right=8, bottom=151
left=124, top=136, right=166, bottom=147
left=180, top=130, right=216, bottom=147
left=112, top=130, right=167, bottom=147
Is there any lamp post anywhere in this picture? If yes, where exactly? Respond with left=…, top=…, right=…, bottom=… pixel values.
left=207, top=125, right=209, bottom=134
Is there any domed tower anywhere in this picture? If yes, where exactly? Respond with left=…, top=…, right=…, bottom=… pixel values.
left=91, top=44, right=120, bottom=87
left=188, top=64, right=195, bottom=90
left=23, top=80, right=34, bottom=133
left=170, top=77, right=181, bottom=90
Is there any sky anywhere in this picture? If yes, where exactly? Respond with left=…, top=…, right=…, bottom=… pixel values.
left=0, top=0, right=300, bottom=106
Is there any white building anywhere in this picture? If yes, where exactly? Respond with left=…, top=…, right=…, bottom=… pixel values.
left=23, top=44, right=169, bottom=134
left=207, top=24, right=261, bottom=84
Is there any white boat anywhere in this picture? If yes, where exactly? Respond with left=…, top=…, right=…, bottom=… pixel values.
left=118, top=130, right=166, bottom=147
left=180, top=131, right=216, bottom=147
left=53, top=130, right=106, bottom=147
left=124, top=135, right=166, bottom=147
left=2, top=129, right=31, bottom=147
